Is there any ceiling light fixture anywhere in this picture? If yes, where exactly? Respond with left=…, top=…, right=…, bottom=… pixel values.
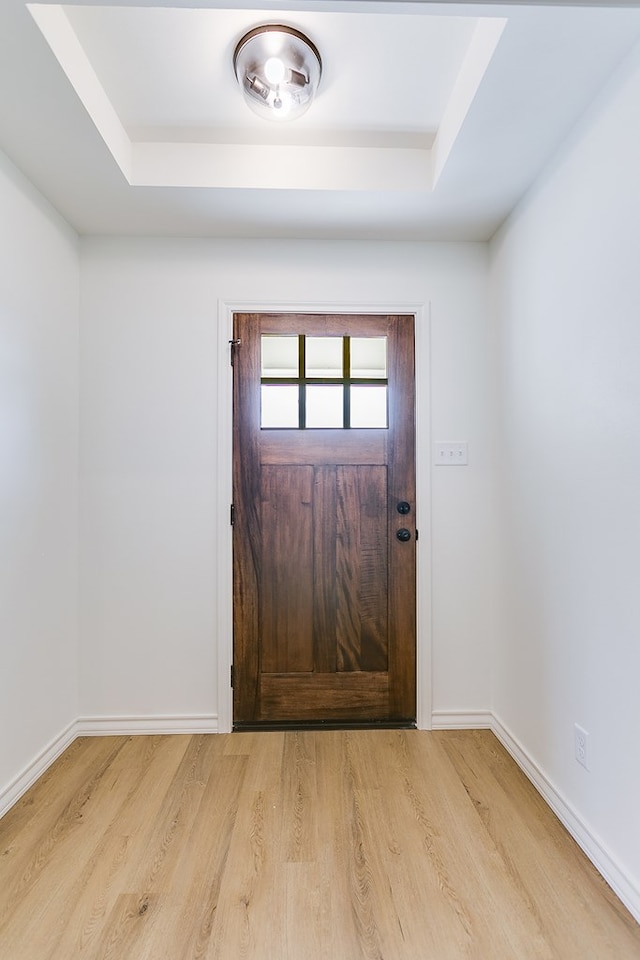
left=233, top=24, right=322, bottom=122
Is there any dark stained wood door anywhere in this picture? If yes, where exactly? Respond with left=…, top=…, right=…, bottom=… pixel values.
left=232, top=313, right=416, bottom=725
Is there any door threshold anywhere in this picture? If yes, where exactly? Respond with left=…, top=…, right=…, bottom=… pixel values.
left=233, top=719, right=417, bottom=732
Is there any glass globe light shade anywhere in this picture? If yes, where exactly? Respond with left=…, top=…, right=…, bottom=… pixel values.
left=233, top=25, right=322, bottom=122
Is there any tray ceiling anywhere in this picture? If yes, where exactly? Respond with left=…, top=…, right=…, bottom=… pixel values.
left=2, top=1, right=640, bottom=238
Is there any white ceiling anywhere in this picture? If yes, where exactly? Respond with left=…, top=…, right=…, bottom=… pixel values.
left=61, top=6, right=478, bottom=137
left=2, top=0, right=640, bottom=240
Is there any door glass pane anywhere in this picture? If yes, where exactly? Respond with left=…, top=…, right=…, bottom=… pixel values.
left=306, top=337, right=343, bottom=378
left=306, top=385, right=344, bottom=428
left=351, top=337, right=387, bottom=379
left=261, top=335, right=298, bottom=378
left=350, top=385, right=387, bottom=428
left=261, top=385, right=299, bottom=428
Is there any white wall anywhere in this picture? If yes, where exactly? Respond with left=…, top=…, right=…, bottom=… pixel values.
left=0, top=150, right=79, bottom=804
left=490, top=40, right=640, bottom=903
left=78, top=238, right=495, bottom=724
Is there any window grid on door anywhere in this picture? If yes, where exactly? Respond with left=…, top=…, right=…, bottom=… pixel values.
left=260, top=334, right=388, bottom=429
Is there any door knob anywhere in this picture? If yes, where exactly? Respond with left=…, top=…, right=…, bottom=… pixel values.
left=397, top=501, right=411, bottom=515
left=396, top=528, right=412, bottom=542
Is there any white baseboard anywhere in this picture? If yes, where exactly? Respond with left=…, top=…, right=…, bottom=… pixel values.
left=431, top=710, right=493, bottom=729
left=76, top=714, right=219, bottom=736
left=0, top=719, right=77, bottom=820
left=490, top=713, right=640, bottom=925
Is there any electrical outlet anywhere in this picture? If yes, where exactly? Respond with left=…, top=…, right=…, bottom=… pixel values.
left=574, top=723, right=589, bottom=770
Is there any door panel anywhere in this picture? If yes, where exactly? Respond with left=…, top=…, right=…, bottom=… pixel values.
left=335, top=465, right=388, bottom=673
left=233, top=313, right=416, bottom=726
left=260, top=465, right=314, bottom=674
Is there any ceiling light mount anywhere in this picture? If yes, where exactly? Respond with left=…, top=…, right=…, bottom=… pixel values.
left=233, top=24, right=322, bottom=122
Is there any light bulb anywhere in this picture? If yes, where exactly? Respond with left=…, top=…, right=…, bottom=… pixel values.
left=264, top=57, right=286, bottom=85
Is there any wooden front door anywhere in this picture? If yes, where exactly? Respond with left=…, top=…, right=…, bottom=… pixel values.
left=232, top=313, right=416, bottom=726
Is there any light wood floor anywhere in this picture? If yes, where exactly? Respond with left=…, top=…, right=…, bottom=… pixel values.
left=0, top=730, right=638, bottom=959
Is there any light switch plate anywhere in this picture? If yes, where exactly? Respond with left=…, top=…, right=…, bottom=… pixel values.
left=434, top=442, right=468, bottom=465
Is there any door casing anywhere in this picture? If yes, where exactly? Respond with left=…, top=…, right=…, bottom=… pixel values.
left=215, top=299, right=432, bottom=733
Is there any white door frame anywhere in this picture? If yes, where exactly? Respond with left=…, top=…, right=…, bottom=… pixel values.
left=216, top=299, right=432, bottom=733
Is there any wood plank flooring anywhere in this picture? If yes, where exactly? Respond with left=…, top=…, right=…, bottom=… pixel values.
left=0, top=730, right=638, bottom=959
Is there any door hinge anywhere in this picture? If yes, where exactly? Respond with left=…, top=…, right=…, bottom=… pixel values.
left=229, top=338, right=241, bottom=366
left=230, top=665, right=234, bottom=688
left=230, top=503, right=235, bottom=526
left=415, top=529, right=419, bottom=541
